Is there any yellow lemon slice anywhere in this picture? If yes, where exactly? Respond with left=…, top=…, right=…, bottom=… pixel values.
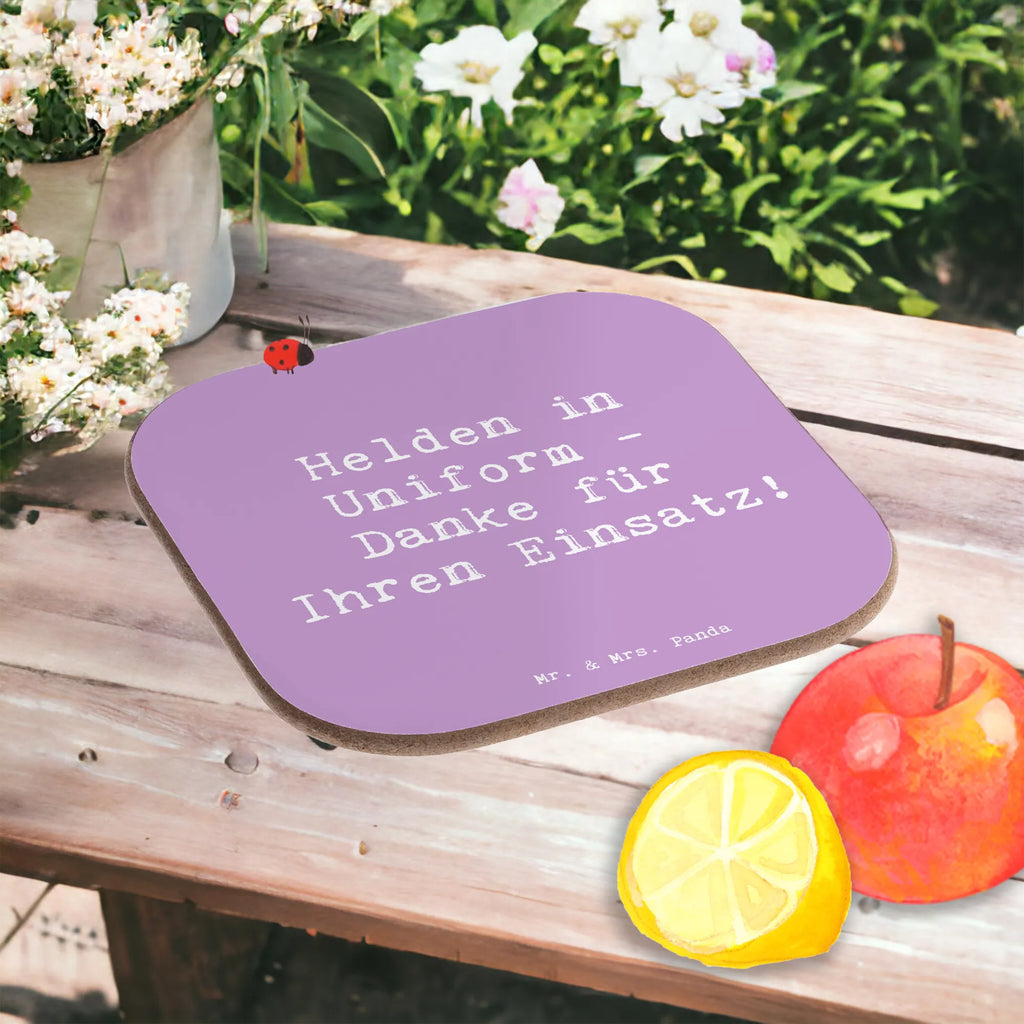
left=618, top=750, right=850, bottom=968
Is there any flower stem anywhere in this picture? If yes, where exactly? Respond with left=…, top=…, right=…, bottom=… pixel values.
left=934, top=614, right=956, bottom=710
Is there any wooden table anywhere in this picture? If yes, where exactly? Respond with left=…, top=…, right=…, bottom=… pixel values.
left=2, top=223, right=1022, bottom=1024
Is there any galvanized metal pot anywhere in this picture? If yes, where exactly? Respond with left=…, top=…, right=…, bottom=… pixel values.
left=19, top=97, right=234, bottom=345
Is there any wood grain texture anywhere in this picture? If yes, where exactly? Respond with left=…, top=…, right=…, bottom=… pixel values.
left=100, top=889, right=270, bottom=1023
left=5, top=424, right=1022, bottom=664
left=226, top=224, right=1023, bottom=449
left=1, top=663, right=1020, bottom=1024
left=2, top=225, right=1023, bottom=1024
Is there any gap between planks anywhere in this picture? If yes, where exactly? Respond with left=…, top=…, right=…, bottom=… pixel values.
left=1, top=669, right=1020, bottom=1024
left=225, top=223, right=1024, bottom=451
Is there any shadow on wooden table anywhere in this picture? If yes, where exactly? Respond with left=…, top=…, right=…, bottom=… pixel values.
left=2, top=926, right=757, bottom=1024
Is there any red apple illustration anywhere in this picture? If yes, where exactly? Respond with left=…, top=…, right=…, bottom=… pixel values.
left=771, top=616, right=1024, bottom=903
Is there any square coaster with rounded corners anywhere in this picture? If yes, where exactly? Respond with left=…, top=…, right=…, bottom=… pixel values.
left=127, top=292, right=896, bottom=754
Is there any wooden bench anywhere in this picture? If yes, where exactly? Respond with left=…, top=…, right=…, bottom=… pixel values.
left=2, top=223, right=1022, bottom=1024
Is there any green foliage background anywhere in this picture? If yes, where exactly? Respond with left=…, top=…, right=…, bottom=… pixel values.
left=218, top=1, right=1020, bottom=321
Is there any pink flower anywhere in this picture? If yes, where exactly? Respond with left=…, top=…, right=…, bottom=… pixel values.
left=496, top=159, right=565, bottom=250
left=720, top=26, right=776, bottom=98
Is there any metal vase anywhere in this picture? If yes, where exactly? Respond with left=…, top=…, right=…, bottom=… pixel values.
left=19, top=97, right=235, bottom=345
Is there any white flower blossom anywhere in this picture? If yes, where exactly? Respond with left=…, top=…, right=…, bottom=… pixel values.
left=322, top=1, right=406, bottom=16
left=415, top=25, right=537, bottom=128
left=1, top=223, right=186, bottom=470
left=0, top=231, right=58, bottom=273
left=54, top=6, right=203, bottom=130
left=576, top=0, right=663, bottom=86
left=4, top=271, right=67, bottom=319
left=663, top=0, right=744, bottom=46
left=105, top=282, right=191, bottom=342
left=0, top=13, right=54, bottom=63
left=0, top=67, right=42, bottom=136
left=631, top=22, right=744, bottom=140
left=4, top=348, right=93, bottom=422
left=20, top=1, right=98, bottom=33
left=575, top=0, right=662, bottom=48
left=496, top=159, right=565, bottom=250
left=230, top=1, right=323, bottom=41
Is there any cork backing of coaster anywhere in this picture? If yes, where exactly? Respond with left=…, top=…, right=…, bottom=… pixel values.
left=126, top=292, right=897, bottom=754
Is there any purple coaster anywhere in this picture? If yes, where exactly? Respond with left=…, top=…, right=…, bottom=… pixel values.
left=127, top=293, right=895, bottom=753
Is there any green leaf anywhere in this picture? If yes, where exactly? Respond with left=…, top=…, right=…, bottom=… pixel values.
left=763, top=80, right=827, bottom=105
left=833, top=224, right=891, bottom=246
left=860, top=179, right=942, bottom=210
left=812, top=260, right=856, bottom=292
left=267, top=53, right=298, bottom=143
left=302, top=96, right=386, bottom=178
left=538, top=43, right=565, bottom=72
left=879, top=276, right=910, bottom=295
left=283, top=108, right=314, bottom=193
left=828, top=129, right=868, bottom=165
left=631, top=253, right=702, bottom=279
left=770, top=222, right=802, bottom=273
left=260, top=176, right=315, bottom=225
left=550, top=221, right=623, bottom=245
left=898, top=293, right=940, bottom=317
left=937, top=38, right=1007, bottom=71
left=296, top=66, right=402, bottom=151
left=347, top=12, right=380, bottom=42
left=218, top=150, right=254, bottom=195
left=301, top=199, right=350, bottom=225
left=633, top=154, right=675, bottom=178
left=732, top=173, right=780, bottom=222
left=803, top=230, right=872, bottom=274
left=472, top=0, right=500, bottom=23
left=856, top=96, right=907, bottom=119
left=857, top=62, right=900, bottom=94
left=719, top=132, right=745, bottom=162
left=505, top=0, right=571, bottom=37
left=743, top=223, right=804, bottom=273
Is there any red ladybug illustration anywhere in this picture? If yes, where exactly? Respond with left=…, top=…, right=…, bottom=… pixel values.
left=264, top=315, right=315, bottom=374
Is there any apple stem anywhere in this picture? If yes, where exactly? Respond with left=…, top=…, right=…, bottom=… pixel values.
left=934, top=615, right=956, bottom=710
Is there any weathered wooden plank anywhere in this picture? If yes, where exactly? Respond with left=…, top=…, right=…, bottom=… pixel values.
left=3, top=431, right=1021, bottom=673
left=2, top=223, right=1020, bottom=1024
left=226, top=224, right=1023, bottom=449
left=100, top=890, right=271, bottom=1024
left=0, top=665, right=1019, bottom=1024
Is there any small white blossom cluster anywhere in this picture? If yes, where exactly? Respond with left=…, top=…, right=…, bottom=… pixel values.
left=0, top=218, right=187, bottom=466
left=212, top=1, right=405, bottom=100
left=0, top=3, right=205, bottom=137
left=55, top=7, right=205, bottom=131
left=576, top=0, right=777, bottom=139
left=321, top=1, right=406, bottom=17
left=212, top=1, right=326, bottom=96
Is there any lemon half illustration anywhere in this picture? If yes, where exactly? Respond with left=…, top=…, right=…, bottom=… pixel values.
left=618, top=750, right=851, bottom=968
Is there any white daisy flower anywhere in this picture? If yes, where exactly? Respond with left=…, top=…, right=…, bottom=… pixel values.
left=663, top=0, right=744, bottom=46
left=575, top=0, right=663, bottom=47
left=414, top=25, right=537, bottom=128
left=632, top=22, right=744, bottom=140
left=575, top=0, right=664, bottom=86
